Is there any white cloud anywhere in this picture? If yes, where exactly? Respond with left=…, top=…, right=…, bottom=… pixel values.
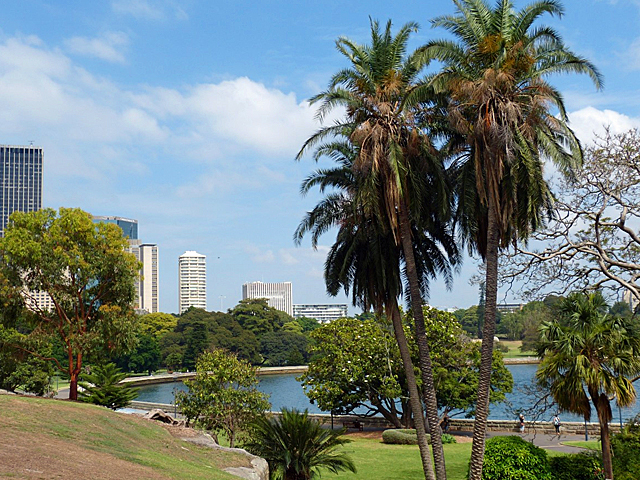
left=111, top=0, right=188, bottom=21
left=64, top=32, right=129, bottom=63
left=244, top=245, right=276, bottom=263
left=568, top=106, right=640, bottom=145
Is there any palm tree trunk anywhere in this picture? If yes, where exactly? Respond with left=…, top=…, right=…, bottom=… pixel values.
left=468, top=196, right=500, bottom=480
left=594, top=397, right=614, bottom=480
left=387, top=300, right=436, bottom=480
left=398, top=203, right=447, bottom=480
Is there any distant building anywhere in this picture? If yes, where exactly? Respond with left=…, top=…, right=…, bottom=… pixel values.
left=623, top=289, right=639, bottom=312
left=93, top=216, right=158, bottom=313
left=0, top=145, right=43, bottom=237
left=92, top=215, right=138, bottom=240
left=129, top=241, right=159, bottom=313
left=495, top=303, right=523, bottom=314
left=293, top=304, right=348, bottom=323
left=179, top=251, right=207, bottom=313
left=242, top=281, right=293, bottom=316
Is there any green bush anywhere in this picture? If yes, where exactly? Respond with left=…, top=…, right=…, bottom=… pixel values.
left=441, top=433, right=457, bottom=444
left=381, top=429, right=430, bottom=445
left=549, top=453, right=604, bottom=480
left=612, top=415, right=640, bottom=480
left=476, top=436, right=551, bottom=480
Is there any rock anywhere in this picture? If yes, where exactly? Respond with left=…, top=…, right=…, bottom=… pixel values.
left=0, top=389, right=16, bottom=395
left=143, top=409, right=184, bottom=426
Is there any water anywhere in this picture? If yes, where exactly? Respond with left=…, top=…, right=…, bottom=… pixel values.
left=136, top=364, right=640, bottom=423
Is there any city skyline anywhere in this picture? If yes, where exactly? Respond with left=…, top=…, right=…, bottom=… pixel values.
left=2, top=1, right=640, bottom=313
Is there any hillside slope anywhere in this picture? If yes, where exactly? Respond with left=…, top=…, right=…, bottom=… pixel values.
left=0, top=395, right=250, bottom=479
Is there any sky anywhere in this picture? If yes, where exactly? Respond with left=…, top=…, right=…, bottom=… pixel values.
left=2, top=0, right=640, bottom=314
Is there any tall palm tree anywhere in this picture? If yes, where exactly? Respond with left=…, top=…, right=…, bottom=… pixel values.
left=244, top=408, right=357, bottom=480
left=297, top=20, right=458, bottom=479
left=425, top=2, right=602, bottom=477
left=537, top=292, right=640, bottom=480
left=295, top=137, right=439, bottom=480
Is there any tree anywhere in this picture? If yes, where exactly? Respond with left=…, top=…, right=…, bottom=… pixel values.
left=260, top=330, right=309, bottom=367
left=296, top=136, right=443, bottom=479
left=138, top=312, right=177, bottom=338
left=537, top=292, right=640, bottom=479
left=230, top=298, right=292, bottom=336
left=243, top=408, right=357, bottom=480
left=176, top=349, right=270, bottom=447
left=298, top=19, right=459, bottom=479
left=114, top=333, right=161, bottom=375
left=300, top=311, right=512, bottom=426
left=78, top=362, right=139, bottom=410
left=426, top=2, right=601, bottom=477
left=501, top=130, right=640, bottom=304
left=0, top=207, right=141, bottom=401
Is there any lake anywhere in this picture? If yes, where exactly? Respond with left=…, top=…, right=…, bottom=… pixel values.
left=136, top=364, right=640, bottom=423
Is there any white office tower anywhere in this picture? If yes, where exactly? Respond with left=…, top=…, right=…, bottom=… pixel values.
left=242, top=281, right=293, bottom=316
left=130, top=241, right=159, bottom=313
left=179, top=251, right=207, bottom=313
left=293, top=304, right=348, bottom=323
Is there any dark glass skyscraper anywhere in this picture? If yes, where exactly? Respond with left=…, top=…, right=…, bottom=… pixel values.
left=0, top=145, right=43, bottom=236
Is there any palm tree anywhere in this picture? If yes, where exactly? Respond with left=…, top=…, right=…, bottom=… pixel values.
left=244, top=409, right=356, bottom=480
left=297, top=20, right=458, bottom=479
left=425, top=1, right=602, bottom=477
left=78, top=363, right=138, bottom=410
left=537, top=292, right=640, bottom=480
left=295, top=137, right=439, bottom=480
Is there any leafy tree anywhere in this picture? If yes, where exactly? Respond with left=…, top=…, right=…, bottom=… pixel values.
left=230, top=298, right=292, bottom=336
left=297, top=19, right=460, bottom=478
left=260, top=330, right=308, bottom=367
left=164, top=352, right=182, bottom=371
left=78, top=362, right=138, bottom=410
left=114, top=333, right=161, bottom=375
left=0, top=207, right=141, bottom=400
left=426, top=1, right=601, bottom=477
left=295, top=316, right=320, bottom=333
left=176, top=349, right=270, bottom=447
left=138, top=312, right=177, bottom=338
left=243, top=408, right=356, bottom=480
left=182, top=320, right=210, bottom=371
left=537, top=292, right=640, bottom=479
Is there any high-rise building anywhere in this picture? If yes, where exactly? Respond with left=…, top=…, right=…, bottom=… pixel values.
left=129, top=241, right=159, bottom=313
left=92, top=216, right=159, bottom=313
left=92, top=215, right=138, bottom=240
left=242, top=281, right=293, bottom=316
left=179, top=251, right=207, bottom=313
left=0, top=145, right=43, bottom=236
left=293, top=304, right=348, bottom=323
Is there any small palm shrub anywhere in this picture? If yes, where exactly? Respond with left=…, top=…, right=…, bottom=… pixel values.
left=78, top=363, right=138, bottom=410
left=243, top=408, right=356, bottom=480
left=476, top=436, right=551, bottom=480
left=549, top=453, right=604, bottom=480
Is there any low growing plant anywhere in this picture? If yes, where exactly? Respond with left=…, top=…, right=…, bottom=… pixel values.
left=382, top=429, right=431, bottom=445
left=476, top=436, right=551, bottom=480
left=549, top=453, right=604, bottom=480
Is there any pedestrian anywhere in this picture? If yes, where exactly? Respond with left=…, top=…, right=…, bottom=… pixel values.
left=553, top=414, right=561, bottom=435
left=519, top=413, right=525, bottom=433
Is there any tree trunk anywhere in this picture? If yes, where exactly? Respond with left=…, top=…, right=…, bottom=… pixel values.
left=594, top=397, right=614, bottom=480
left=387, top=300, right=436, bottom=480
left=468, top=196, right=500, bottom=480
left=398, top=204, right=447, bottom=480
left=69, top=374, right=78, bottom=401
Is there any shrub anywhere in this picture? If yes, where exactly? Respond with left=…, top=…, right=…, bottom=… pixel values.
left=441, top=433, right=457, bottom=444
left=381, top=429, right=430, bottom=445
left=549, top=453, right=604, bottom=480
left=476, top=435, right=551, bottom=480
left=78, top=363, right=138, bottom=410
left=612, top=415, right=640, bottom=480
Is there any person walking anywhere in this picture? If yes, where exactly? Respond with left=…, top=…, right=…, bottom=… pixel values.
left=519, top=413, right=525, bottom=433
left=553, top=414, right=561, bottom=436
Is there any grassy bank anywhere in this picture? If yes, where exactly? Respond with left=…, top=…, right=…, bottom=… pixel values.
left=0, top=395, right=250, bottom=479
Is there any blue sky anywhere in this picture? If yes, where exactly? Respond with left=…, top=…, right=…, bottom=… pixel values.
left=2, top=0, right=639, bottom=314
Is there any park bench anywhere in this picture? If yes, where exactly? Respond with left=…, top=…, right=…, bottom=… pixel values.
left=342, top=420, right=364, bottom=431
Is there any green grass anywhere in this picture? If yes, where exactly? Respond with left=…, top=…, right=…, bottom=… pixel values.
left=562, top=440, right=601, bottom=451
left=500, top=340, right=537, bottom=358
left=330, top=437, right=472, bottom=480
left=0, top=395, right=248, bottom=479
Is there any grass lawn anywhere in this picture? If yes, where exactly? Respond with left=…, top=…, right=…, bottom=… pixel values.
left=500, top=340, right=536, bottom=358
left=331, top=437, right=472, bottom=480
left=562, top=440, right=601, bottom=451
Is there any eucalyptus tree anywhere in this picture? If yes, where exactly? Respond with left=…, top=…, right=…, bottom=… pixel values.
left=297, top=20, right=458, bottom=479
left=425, top=1, right=601, bottom=477
left=537, top=292, right=640, bottom=480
